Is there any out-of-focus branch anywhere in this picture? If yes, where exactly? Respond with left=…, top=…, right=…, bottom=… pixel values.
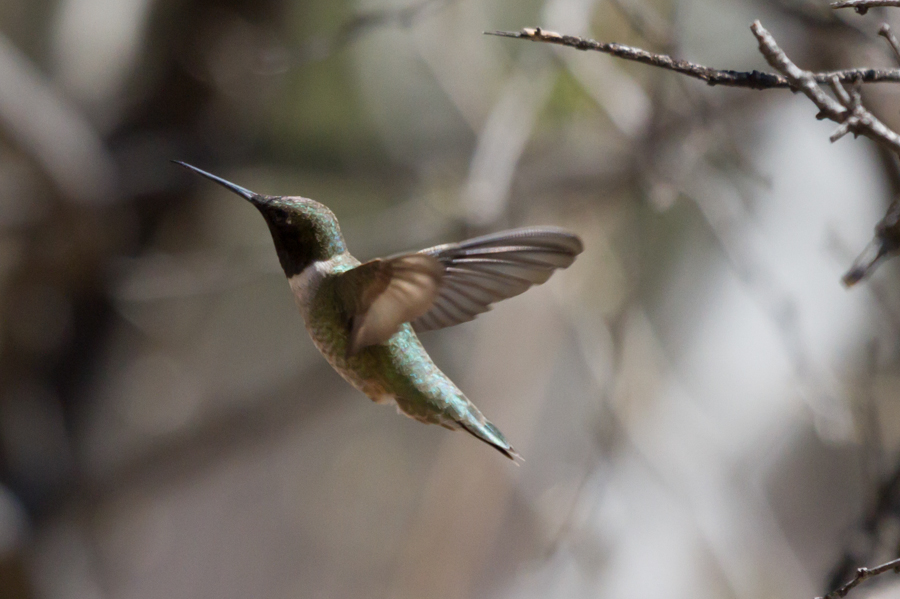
left=0, top=33, right=115, bottom=205
left=605, top=0, right=674, bottom=49
left=832, top=0, right=900, bottom=14
left=297, top=0, right=451, bottom=64
left=485, top=28, right=900, bottom=89
left=818, top=557, right=900, bottom=598
left=825, top=443, right=900, bottom=592
left=842, top=201, right=900, bottom=285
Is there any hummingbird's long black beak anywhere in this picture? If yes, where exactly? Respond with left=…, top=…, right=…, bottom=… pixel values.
left=173, top=161, right=259, bottom=203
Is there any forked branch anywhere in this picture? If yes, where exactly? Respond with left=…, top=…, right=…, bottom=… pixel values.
left=488, top=21, right=900, bottom=285
left=750, top=20, right=900, bottom=155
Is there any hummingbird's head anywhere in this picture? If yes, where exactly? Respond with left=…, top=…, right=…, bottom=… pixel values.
left=175, top=162, right=347, bottom=277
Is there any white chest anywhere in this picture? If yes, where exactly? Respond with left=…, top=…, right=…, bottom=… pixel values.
left=286, top=253, right=359, bottom=321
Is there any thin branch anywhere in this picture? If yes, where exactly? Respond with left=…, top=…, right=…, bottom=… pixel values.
left=878, top=24, right=900, bottom=65
left=830, top=75, right=855, bottom=107
left=489, top=23, right=900, bottom=282
left=818, top=557, right=900, bottom=599
left=832, top=0, right=900, bottom=14
left=485, top=28, right=900, bottom=89
left=751, top=22, right=846, bottom=116
left=750, top=20, right=900, bottom=155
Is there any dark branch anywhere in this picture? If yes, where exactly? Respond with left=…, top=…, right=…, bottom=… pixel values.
left=485, top=28, right=900, bottom=89
left=818, top=557, right=900, bottom=599
left=843, top=201, right=900, bottom=285
left=825, top=450, right=900, bottom=591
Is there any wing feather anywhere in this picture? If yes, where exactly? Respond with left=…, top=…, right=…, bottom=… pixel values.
left=411, top=226, right=582, bottom=333
left=334, top=227, right=583, bottom=351
left=334, top=254, right=443, bottom=355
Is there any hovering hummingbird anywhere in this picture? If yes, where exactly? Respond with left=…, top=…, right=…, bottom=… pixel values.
left=174, top=162, right=583, bottom=459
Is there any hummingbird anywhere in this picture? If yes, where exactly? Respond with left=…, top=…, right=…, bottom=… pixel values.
left=174, top=162, right=583, bottom=459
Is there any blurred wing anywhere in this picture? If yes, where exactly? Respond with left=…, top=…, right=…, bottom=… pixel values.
left=334, top=254, right=443, bottom=355
left=411, top=226, right=583, bottom=332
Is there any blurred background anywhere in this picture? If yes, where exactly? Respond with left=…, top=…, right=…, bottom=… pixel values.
left=2, top=0, right=900, bottom=598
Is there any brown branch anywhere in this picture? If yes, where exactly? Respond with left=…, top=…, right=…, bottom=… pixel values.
left=818, top=557, right=900, bottom=599
left=485, top=28, right=900, bottom=89
left=832, top=0, right=900, bottom=14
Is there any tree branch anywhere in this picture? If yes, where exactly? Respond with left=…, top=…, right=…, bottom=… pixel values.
left=832, top=0, right=900, bottom=14
left=878, top=24, right=900, bottom=64
left=818, top=557, right=900, bottom=599
left=487, top=22, right=900, bottom=284
left=485, top=28, right=900, bottom=89
left=749, top=20, right=900, bottom=155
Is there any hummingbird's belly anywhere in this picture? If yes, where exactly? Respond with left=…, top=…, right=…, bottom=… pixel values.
left=309, top=319, right=464, bottom=428
left=288, top=257, right=466, bottom=428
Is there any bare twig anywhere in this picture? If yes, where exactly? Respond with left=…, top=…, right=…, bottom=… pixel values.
left=751, top=21, right=900, bottom=155
left=832, top=0, right=900, bottom=14
left=818, top=557, right=900, bottom=598
left=878, top=24, right=900, bottom=65
left=751, top=22, right=846, bottom=116
left=485, top=28, right=900, bottom=89
left=488, top=26, right=900, bottom=154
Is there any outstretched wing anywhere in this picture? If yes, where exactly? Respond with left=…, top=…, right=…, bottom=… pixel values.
left=411, top=226, right=583, bottom=332
left=334, top=226, right=582, bottom=355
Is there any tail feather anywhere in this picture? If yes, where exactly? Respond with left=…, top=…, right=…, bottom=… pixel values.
left=458, top=419, right=521, bottom=461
